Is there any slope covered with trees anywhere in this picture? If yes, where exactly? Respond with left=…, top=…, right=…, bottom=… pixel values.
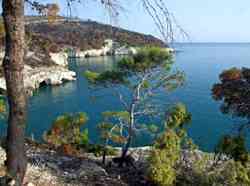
left=0, top=16, right=167, bottom=55
left=25, top=16, right=167, bottom=52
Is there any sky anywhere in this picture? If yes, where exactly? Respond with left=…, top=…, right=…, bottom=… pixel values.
left=26, top=0, right=250, bottom=43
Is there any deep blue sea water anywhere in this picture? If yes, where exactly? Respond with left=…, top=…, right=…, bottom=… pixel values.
left=1, top=43, right=250, bottom=152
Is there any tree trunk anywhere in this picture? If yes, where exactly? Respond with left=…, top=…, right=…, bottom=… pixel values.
left=121, top=102, right=135, bottom=160
left=121, top=81, right=143, bottom=161
left=2, top=0, right=27, bottom=185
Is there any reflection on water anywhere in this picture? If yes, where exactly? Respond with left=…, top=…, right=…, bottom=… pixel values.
left=70, top=56, right=120, bottom=72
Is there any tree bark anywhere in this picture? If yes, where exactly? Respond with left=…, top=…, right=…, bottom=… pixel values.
left=121, top=102, right=135, bottom=161
left=2, top=0, right=27, bottom=185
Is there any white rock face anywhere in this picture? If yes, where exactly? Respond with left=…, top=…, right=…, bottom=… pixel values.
left=75, top=39, right=174, bottom=58
left=0, top=65, right=76, bottom=95
left=115, top=46, right=137, bottom=55
left=76, top=40, right=113, bottom=58
left=76, top=39, right=138, bottom=58
left=50, top=52, right=68, bottom=66
left=165, top=47, right=175, bottom=53
left=0, top=51, right=75, bottom=95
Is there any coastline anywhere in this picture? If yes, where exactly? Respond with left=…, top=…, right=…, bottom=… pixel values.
left=0, top=43, right=174, bottom=96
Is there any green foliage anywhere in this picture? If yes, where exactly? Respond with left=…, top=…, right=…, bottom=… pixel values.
left=219, top=160, right=250, bottom=186
left=84, top=70, right=127, bottom=85
left=84, top=70, right=100, bottom=83
left=0, top=98, right=7, bottom=120
left=147, top=124, right=159, bottom=134
left=0, top=98, right=6, bottom=114
left=44, top=112, right=89, bottom=147
left=216, top=134, right=249, bottom=164
left=97, top=71, right=127, bottom=84
left=81, top=129, right=89, bottom=146
left=180, top=155, right=250, bottom=186
left=165, top=103, right=192, bottom=145
left=84, top=47, right=175, bottom=85
left=148, top=129, right=181, bottom=186
left=148, top=103, right=191, bottom=186
left=97, top=110, right=130, bottom=146
left=118, top=47, right=172, bottom=73
left=166, top=103, right=191, bottom=129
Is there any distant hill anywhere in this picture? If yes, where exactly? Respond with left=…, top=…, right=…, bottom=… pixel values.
left=25, top=16, right=166, bottom=53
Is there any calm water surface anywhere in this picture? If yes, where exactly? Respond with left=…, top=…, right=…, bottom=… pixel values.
left=2, top=43, right=250, bottom=151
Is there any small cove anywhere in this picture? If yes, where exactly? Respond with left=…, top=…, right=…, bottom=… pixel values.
left=1, top=43, right=250, bottom=151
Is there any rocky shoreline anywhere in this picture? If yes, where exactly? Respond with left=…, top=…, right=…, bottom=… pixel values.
left=0, top=52, right=76, bottom=96
left=0, top=139, right=230, bottom=186
left=0, top=44, right=174, bottom=96
left=0, top=65, right=76, bottom=95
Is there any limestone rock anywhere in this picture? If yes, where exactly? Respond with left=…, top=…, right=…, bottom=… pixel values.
left=50, top=52, right=68, bottom=67
left=0, top=65, right=76, bottom=95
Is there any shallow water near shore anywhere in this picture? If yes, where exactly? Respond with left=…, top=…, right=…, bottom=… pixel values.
left=1, top=43, right=250, bottom=152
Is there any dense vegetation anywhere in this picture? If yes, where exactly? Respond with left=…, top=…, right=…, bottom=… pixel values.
left=25, top=16, right=166, bottom=53
left=0, top=16, right=167, bottom=70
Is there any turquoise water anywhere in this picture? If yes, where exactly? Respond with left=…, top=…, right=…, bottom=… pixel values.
left=2, top=43, right=250, bottom=151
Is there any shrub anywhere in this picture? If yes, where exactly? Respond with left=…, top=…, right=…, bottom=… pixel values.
left=44, top=112, right=89, bottom=147
left=148, top=104, right=191, bottom=186
left=118, top=47, right=172, bottom=73
left=215, top=134, right=249, bottom=164
left=176, top=136, right=250, bottom=186
left=181, top=156, right=250, bottom=186
left=216, top=160, right=250, bottom=186
left=148, top=129, right=181, bottom=186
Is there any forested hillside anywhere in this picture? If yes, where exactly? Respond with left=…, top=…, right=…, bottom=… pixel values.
left=25, top=16, right=166, bottom=53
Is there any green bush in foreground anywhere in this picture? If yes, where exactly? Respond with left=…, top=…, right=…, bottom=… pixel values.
left=44, top=112, right=89, bottom=147
left=216, top=134, right=249, bottom=164
left=148, top=103, right=191, bottom=186
left=180, top=155, right=250, bottom=186
left=148, top=130, right=181, bottom=186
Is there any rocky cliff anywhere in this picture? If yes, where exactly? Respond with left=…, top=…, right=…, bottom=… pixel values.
left=0, top=52, right=76, bottom=95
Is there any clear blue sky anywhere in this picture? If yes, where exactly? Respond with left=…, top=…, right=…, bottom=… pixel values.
left=27, top=0, right=250, bottom=42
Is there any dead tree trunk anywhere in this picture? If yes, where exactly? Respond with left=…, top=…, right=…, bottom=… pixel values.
left=2, top=0, right=27, bottom=185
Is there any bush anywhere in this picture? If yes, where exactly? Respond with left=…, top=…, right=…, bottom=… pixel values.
left=44, top=112, right=89, bottom=147
left=176, top=134, right=250, bottom=186
left=147, top=104, right=193, bottom=186
left=118, top=47, right=172, bottom=73
left=148, top=129, right=181, bottom=186
left=179, top=156, right=250, bottom=186
left=216, top=134, right=249, bottom=164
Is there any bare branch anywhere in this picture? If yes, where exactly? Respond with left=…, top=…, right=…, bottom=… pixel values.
left=114, top=89, right=129, bottom=110
left=141, top=0, right=188, bottom=43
